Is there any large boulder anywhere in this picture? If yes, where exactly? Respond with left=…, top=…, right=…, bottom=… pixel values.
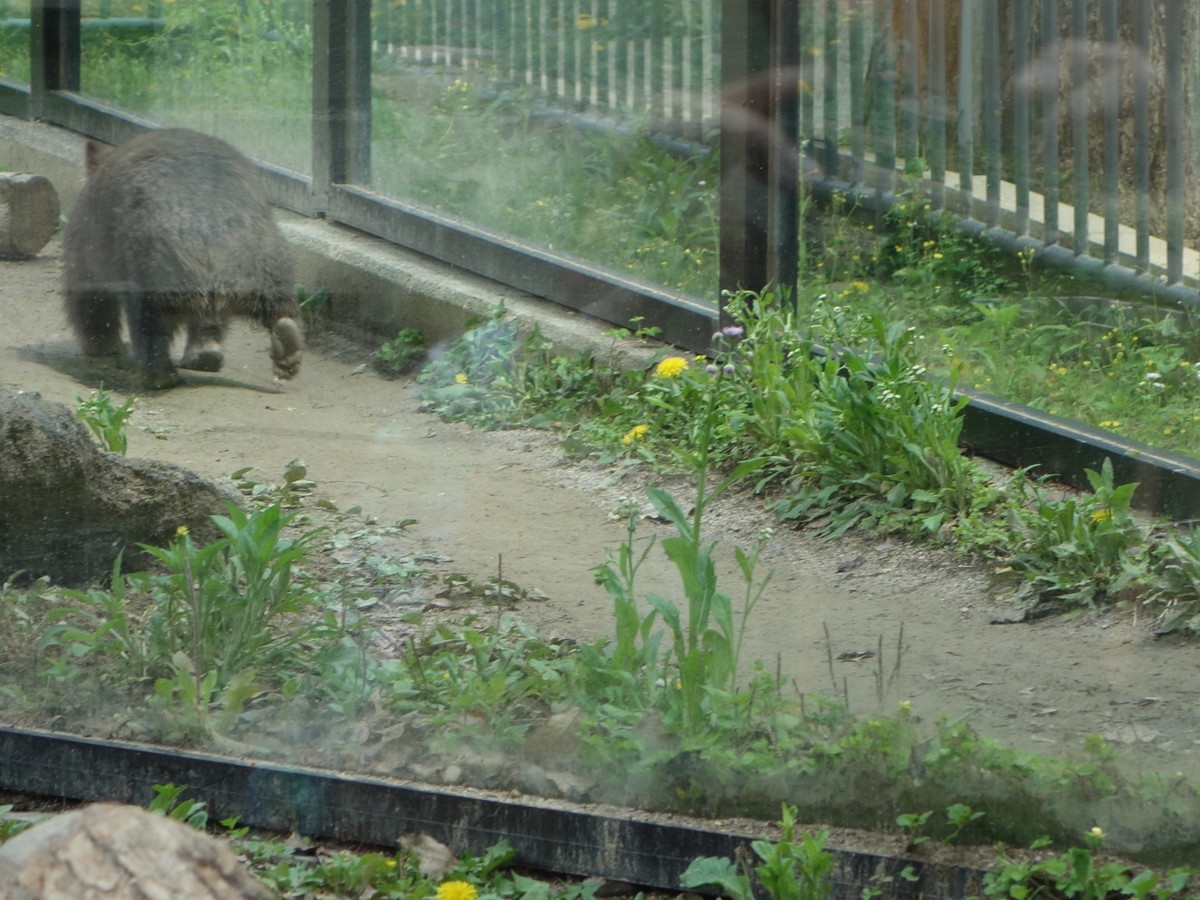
left=0, top=803, right=270, bottom=899
left=0, top=388, right=241, bottom=585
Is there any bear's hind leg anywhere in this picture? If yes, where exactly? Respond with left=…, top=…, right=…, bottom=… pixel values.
left=65, top=290, right=124, bottom=356
left=181, top=316, right=227, bottom=372
left=126, top=293, right=182, bottom=389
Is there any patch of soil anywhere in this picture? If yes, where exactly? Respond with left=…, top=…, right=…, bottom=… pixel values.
left=4, top=242, right=1200, bottom=851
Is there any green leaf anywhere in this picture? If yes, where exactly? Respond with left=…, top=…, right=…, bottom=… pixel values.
left=679, top=856, right=751, bottom=900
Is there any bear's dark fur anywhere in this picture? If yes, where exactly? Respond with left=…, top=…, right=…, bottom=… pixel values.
left=63, top=128, right=302, bottom=389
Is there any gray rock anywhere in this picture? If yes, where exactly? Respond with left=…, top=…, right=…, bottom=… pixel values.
left=0, top=387, right=241, bottom=585
left=0, top=173, right=60, bottom=259
left=0, top=803, right=271, bottom=899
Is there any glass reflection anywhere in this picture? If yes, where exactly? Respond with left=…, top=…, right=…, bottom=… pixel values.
left=369, top=0, right=720, bottom=299
left=78, top=0, right=311, bottom=173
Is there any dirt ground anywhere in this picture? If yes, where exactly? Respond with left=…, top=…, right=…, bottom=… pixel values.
left=4, top=238, right=1200, bottom=794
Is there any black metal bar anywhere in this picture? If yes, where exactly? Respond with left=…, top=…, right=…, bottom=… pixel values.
left=1133, top=0, right=1150, bottom=271
left=32, top=90, right=152, bottom=144
left=927, top=0, right=945, bottom=210
left=798, top=1, right=814, bottom=146
left=770, top=0, right=799, bottom=296
left=870, top=0, right=895, bottom=197
left=29, top=0, right=78, bottom=121
left=1101, top=0, right=1118, bottom=264
left=982, top=1, right=1000, bottom=228
left=1070, top=0, right=1088, bottom=255
left=960, top=388, right=1200, bottom=522
left=718, top=0, right=799, bottom=309
left=956, top=2, right=972, bottom=217
left=1165, top=0, right=1183, bottom=283
left=848, top=3, right=865, bottom=164
left=0, top=727, right=992, bottom=900
left=719, top=0, right=771, bottom=301
left=823, top=0, right=838, bottom=158
left=900, top=0, right=919, bottom=166
left=1012, top=0, right=1030, bottom=235
left=1041, top=0, right=1059, bottom=246
left=312, top=0, right=371, bottom=210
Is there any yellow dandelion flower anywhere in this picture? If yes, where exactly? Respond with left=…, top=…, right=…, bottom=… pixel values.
left=655, top=356, right=689, bottom=378
left=622, top=424, right=650, bottom=445
left=1091, top=508, right=1112, bottom=523
left=175, top=525, right=190, bottom=537
left=455, top=373, right=469, bottom=384
left=849, top=280, right=870, bottom=292
left=437, top=882, right=478, bottom=900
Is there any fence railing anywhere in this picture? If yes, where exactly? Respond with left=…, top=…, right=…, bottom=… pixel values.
left=371, top=0, right=1200, bottom=303
left=372, top=0, right=721, bottom=142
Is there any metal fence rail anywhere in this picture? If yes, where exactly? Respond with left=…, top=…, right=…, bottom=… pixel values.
left=803, top=0, right=1197, bottom=297
left=372, top=0, right=1200, bottom=301
left=372, top=0, right=721, bottom=143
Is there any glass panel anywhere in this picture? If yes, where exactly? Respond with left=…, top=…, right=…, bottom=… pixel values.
left=0, top=1, right=31, bottom=84
left=78, top=0, right=311, bottom=174
left=368, top=0, right=720, bottom=300
left=792, top=1, right=1200, bottom=459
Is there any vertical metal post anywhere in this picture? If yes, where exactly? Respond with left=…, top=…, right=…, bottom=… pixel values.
left=870, top=0, right=895, bottom=196
left=983, top=1, right=1000, bottom=228
left=771, top=0, right=799, bottom=296
left=849, top=4, right=866, bottom=162
left=313, top=0, right=372, bottom=210
left=900, top=0, right=919, bottom=166
left=956, top=0, right=973, bottom=218
left=798, top=1, right=815, bottom=147
left=1070, top=0, right=1088, bottom=255
left=1133, top=0, right=1150, bottom=270
left=1101, top=0, right=1119, bottom=264
left=928, top=0, right=946, bottom=211
left=1165, top=0, right=1183, bottom=283
left=823, top=0, right=839, bottom=174
left=1012, top=0, right=1030, bottom=235
left=719, top=0, right=799, bottom=312
left=29, top=0, right=80, bottom=119
left=1041, top=0, right=1059, bottom=246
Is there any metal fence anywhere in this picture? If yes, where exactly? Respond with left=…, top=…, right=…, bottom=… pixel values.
left=372, top=0, right=721, bottom=142
left=369, top=0, right=1200, bottom=306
